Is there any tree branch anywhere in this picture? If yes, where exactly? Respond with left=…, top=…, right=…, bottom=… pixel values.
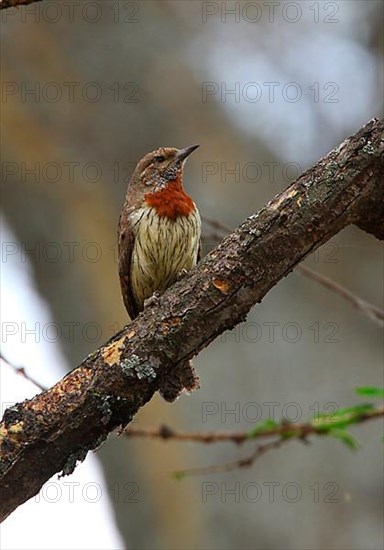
left=0, top=0, right=42, bottom=10
left=1, top=118, right=383, bottom=522
left=123, top=406, right=384, bottom=445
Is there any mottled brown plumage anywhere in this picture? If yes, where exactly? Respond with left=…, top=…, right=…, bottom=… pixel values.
left=118, top=146, right=201, bottom=401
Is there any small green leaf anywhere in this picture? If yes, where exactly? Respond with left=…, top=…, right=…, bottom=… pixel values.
left=356, top=387, right=384, bottom=398
left=329, top=428, right=359, bottom=450
left=312, top=404, right=373, bottom=429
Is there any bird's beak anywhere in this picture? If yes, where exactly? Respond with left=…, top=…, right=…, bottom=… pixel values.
left=175, top=144, right=199, bottom=163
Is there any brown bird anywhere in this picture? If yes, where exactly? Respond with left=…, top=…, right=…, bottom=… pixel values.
left=118, top=145, right=201, bottom=401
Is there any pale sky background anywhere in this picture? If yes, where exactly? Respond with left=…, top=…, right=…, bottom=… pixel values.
left=0, top=217, right=125, bottom=550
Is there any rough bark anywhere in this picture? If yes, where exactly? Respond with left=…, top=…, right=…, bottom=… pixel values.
left=0, top=0, right=42, bottom=10
left=0, top=118, right=383, bottom=522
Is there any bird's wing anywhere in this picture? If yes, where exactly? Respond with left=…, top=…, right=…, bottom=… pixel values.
left=197, top=238, right=202, bottom=263
left=118, top=207, right=139, bottom=320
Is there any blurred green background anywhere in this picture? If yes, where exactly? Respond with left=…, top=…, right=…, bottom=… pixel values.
left=1, top=1, right=383, bottom=549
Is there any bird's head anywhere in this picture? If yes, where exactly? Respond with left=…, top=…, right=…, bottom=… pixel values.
left=130, top=145, right=199, bottom=193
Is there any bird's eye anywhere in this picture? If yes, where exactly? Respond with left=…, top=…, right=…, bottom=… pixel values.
left=155, top=155, right=166, bottom=162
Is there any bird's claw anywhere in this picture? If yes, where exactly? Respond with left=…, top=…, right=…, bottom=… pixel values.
left=177, top=268, right=188, bottom=281
left=144, top=291, right=161, bottom=309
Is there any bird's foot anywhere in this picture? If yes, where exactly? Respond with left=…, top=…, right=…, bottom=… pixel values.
left=144, top=291, right=161, bottom=309
left=177, top=268, right=188, bottom=281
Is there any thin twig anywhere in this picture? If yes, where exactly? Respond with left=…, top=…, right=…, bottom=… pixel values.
left=297, top=265, right=384, bottom=324
left=203, top=216, right=232, bottom=235
left=0, top=353, right=47, bottom=392
left=124, top=406, right=384, bottom=444
left=175, top=439, right=286, bottom=476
